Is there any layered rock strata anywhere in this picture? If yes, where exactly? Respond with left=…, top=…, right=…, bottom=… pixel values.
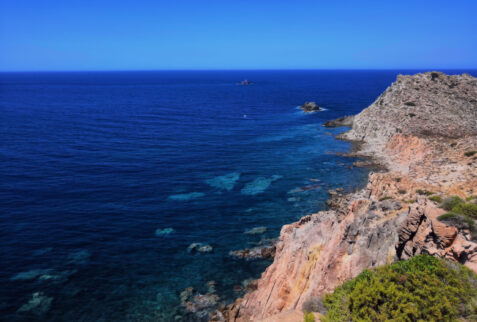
left=216, top=72, right=477, bottom=321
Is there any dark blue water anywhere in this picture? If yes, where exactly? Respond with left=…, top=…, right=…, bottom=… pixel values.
left=1, top=70, right=474, bottom=321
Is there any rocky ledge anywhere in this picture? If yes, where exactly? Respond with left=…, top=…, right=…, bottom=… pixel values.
left=215, top=72, right=477, bottom=321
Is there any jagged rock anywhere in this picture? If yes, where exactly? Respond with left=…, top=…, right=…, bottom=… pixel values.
left=323, top=115, right=354, bottom=127
left=380, top=199, right=402, bottom=211
left=187, top=243, right=213, bottom=253
left=229, top=243, right=276, bottom=260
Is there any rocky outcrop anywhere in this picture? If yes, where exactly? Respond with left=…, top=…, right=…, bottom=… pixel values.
left=323, top=115, right=354, bottom=127
left=217, top=72, right=477, bottom=321
left=299, top=102, right=322, bottom=113
left=229, top=244, right=276, bottom=261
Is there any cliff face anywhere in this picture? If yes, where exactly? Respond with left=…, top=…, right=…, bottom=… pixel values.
left=215, top=72, right=477, bottom=321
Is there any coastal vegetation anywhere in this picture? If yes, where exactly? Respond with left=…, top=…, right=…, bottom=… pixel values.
left=464, top=150, right=477, bottom=157
left=437, top=196, right=477, bottom=238
left=428, top=195, right=442, bottom=203
left=303, top=311, right=316, bottom=322
left=415, top=189, right=433, bottom=196
left=322, top=255, right=477, bottom=321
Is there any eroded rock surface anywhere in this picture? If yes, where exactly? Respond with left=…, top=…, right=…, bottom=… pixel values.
left=216, top=72, right=477, bottom=321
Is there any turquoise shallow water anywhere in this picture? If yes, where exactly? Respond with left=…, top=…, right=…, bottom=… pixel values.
left=1, top=70, right=474, bottom=321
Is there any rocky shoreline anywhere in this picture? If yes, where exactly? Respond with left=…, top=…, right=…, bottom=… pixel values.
left=211, top=72, right=477, bottom=321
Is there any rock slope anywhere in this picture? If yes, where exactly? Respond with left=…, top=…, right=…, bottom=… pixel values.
left=215, top=72, right=477, bottom=321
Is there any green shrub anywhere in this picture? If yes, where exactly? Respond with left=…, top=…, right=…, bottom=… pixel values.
left=379, top=196, right=392, bottom=201
left=429, top=195, right=442, bottom=203
left=438, top=212, right=474, bottom=230
left=416, top=189, right=434, bottom=196
left=322, top=255, right=477, bottom=322
left=398, top=189, right=407, bottom=195
left=464, top=150, right=477, bottom=157
left=466, top=196, right=477, bottom=202
left=452, top=203, right=477, bottom=219
left=395, top=177, right=402, bottom=183
left=303, top=311, right=315, bottom=322
left=440, top=196, right=464, bottom=211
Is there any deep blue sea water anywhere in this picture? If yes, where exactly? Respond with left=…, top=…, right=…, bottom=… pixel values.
left=1, top=70, right=475, bottom=321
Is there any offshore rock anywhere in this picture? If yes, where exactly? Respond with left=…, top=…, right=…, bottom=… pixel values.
left=187, top=243, right=213, bottom=253
left=299, top=102, right=322, bottom=113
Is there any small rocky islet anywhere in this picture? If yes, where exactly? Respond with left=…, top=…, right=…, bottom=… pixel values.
left=214, top=72, right=477, bottom=321
left=299, top=101, right=323, bottom=113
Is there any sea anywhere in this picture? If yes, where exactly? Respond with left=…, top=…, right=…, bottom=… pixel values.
left=1, top=70, right=474, bottom=321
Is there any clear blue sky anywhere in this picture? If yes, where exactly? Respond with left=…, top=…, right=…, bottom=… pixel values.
left=1, top=0, right=476, bottom=71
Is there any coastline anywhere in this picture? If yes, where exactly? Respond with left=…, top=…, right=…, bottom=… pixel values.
left=213, top=72, right=477, bottom=321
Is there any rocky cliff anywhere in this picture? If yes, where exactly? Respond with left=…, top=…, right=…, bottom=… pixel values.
left=213, top=72, right=477, bottom=321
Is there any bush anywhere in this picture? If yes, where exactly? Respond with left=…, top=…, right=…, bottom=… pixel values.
left=438, top=213, right=474, bottom=230
left=302, top=297, right=326, bottom=314
left=440, top=196, right=464, bottom=211
left=322, top=255, right=477, bottom=322
left=452, top=203, right=477, bottom=219
left=466, top=196, right=477, bottom=202
left=379, top=196, right=392, bottom=201
left=416, top=189, right=434, bottom=196
left=429, top=195, right=442, bottom=203
left=303, top=312, right=315, bottom=322
left=398, top=189, right=407, bottom=195
left=464, top=151, right=477, bottom=157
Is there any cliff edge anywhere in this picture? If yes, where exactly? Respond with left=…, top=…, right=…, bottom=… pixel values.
left=214, top=72, right=477, bottom=321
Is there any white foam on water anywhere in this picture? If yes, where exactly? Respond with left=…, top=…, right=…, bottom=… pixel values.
left=67, top=250, right=91, bottom=265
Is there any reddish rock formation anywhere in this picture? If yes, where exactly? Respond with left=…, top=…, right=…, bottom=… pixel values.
left=215, top=72, right=477, bottom=321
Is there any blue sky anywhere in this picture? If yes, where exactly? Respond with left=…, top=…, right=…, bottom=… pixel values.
left=1, top=0, right=476, bottom=71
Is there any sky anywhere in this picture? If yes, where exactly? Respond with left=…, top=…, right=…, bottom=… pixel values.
left=0, top=0, right=476, bottom=71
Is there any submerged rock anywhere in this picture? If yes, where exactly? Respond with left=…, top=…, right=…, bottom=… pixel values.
left=241, top=175, right=282, bottom=195
left=205, top=172, right=241, bottom=191
left=11, top=269, right=52, bottom=281
left=17, top=292, right=53, bottom=315
left=299, top=102, right=322, bottom=113
left=67, top=250, right=91, bottom=265
left=181, top=281, right=221, bottom=320
left=244, top=226, right=267, bottom=235
left=168, top=192, right=205, bottom=201
left=38, top=269, right=77, bottom=284
left=155, top=227, right=175, bottom=236
left=187, top=243, right=213, bottom=254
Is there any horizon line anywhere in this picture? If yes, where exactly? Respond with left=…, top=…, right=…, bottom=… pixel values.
left=1, top=67, right=477, bottom=73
